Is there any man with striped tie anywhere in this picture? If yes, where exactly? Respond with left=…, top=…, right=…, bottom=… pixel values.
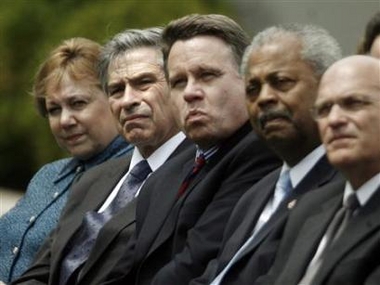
left=97, top=14, right=281, bottom=285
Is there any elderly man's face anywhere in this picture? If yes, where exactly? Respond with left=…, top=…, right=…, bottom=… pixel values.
left=107, top=47, right=177, bottom=157
left=315, top=57, right=380, bottom=177
left=244, top=36, right=320, bottom=149
left=167, top=35, right=248, bottom=149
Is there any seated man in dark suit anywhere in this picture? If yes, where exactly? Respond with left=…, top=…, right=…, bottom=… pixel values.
left=190, top=23, right=344, bottom=285
left=99, top=14, right=281, bottom=285
left=261, top=55, right=380, bottom=285
left=12, top=27, right=194, bottom=285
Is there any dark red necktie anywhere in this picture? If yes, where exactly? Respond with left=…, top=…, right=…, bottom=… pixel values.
left=177, top=155, right=206, bottom=198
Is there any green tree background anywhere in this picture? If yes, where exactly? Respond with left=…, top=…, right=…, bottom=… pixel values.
left=0, top=0, right=236, bottom=191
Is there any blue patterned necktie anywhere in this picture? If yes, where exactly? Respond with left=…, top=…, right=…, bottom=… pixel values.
left=210, top=170, right=293, bottom=285
left=277, top=169, right=292, bottom=198
left=106, top=160, right=152, bottom=215
left=59, top=160, right=152, bottom=285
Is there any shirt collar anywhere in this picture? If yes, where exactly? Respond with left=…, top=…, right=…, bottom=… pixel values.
left=196, top=145, right=219, bottom=162
left=285, top=145, right=325, bottom=189
left=343, top=172, right=380, bottom=207
left=130, top=132, right=186, bottom=172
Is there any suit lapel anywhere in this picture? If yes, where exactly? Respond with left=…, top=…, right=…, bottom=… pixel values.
left=143, top=136, right=236, bottom=258
left=135, top=157, right=193, bottom=261
left=79, top=198, right=137, bottom=280
left=126, top=139, right=196, bottom=263
left=282, top=194, right=342, bottom=283
left=176, top=128, right=250, bottom=204
left=138, top=138, right=229, bottom=260
left=138, top=125, right=251, bottom=263
left=84, top=165, right=129, bottom=211
left=314, top=187, right=380, bottom=284
left=50, top=158, right=130, bottom=282
left=235, top=156, right=338, bottom=262
left=218, top=170, right=280, bottom=266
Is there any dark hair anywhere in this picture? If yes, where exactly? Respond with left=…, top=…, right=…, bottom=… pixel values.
left=162, top=14, right=249, bottom=75
left=98, top=27, right=163, bottom=94
left=357, top=11, right=380, bottom=54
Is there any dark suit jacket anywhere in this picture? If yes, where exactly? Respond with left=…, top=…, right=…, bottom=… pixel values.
left=190, top=155, right=343, bottom=285
left=103, top=122, right=282, bottom=285
left=12, top=139, right=194, bottom=285
left=260, top=179, right=380, bottom=285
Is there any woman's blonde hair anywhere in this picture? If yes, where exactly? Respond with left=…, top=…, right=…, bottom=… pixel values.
left=33, top=37, right=102, bottom=117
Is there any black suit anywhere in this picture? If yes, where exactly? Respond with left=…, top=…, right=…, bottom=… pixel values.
left=12, top=139, right=194, bottom=285
left=191, top=155, right=342, bottom=285
left=104, top=122, right=282, bottom=285
left=259, top=180, right=380, bottom=285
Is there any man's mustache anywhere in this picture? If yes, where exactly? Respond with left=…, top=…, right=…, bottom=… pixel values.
left=256, top=110, right=292, bottom=130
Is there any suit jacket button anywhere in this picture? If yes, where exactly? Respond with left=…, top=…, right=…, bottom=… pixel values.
left=12, top=247, right=19, bottom=255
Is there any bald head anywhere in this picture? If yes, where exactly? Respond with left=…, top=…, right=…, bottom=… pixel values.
left=315, top=55, right=380, bottom=189
left=321, top=55, right=380, bottom=88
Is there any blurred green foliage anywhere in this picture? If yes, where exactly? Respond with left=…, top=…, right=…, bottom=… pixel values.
left=0, top=0, right=235, bottom=190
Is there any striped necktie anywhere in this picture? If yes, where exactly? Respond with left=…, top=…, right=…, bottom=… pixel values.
left=177, top=154, right=206, bottom=198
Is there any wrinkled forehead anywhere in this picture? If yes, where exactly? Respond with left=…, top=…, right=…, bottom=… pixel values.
left=318, top=60, right=380, bottom=102
left=109, top=47, right=163, bottom=75
left=247, top=40, right=304, bottom=73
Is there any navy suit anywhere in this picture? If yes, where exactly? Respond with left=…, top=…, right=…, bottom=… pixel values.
left=191, top=155, right=342, bottom=284
left=259, top=179, right=380, bottom=285
left=103, top=122, right=282, bottom=285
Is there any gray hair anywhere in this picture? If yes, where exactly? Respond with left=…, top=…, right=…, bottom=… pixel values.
left=241, top=23, right=342, bottom=77
left=98, top=27, right=163, bottom=94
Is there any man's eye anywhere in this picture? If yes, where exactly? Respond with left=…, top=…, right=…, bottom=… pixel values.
left=272, top=77, right=295, bottom=91
left=316, top=103, right=332, bottom=118
left=170, top=78, right=186, bottom=89
left=72, top=100, right=87, bottom=108
left=139, top=78, right=154, bottom=86
left=136, top=78, right=155, bottom=91
left=109, top=86, right=124, bottom=97
left=342, top=98, right=370, bottom=110
left=245, top=83, right=260, bottom=99
left=201, top=72, right=216, bottom=80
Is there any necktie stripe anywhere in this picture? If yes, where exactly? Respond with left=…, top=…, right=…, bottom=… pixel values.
left=177, top=155, right=206, bottom=198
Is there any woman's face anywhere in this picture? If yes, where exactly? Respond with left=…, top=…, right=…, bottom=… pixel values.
left=45, top=73, right=120, bottom=160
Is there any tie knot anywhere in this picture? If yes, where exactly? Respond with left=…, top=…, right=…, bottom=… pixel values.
left=129, top=160, right=152, bottom=181
left=277, top=170, right=293, bottom=195
left=195, top=154, right=206, bottom=167
left=344, top=193, right=360, bottom=212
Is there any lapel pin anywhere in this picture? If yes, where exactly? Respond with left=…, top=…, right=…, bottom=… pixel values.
left=288, top=199, right=297, bottom=209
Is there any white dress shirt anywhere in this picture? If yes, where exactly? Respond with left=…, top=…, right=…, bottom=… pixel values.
left=98, top=132, right=186, bottom=212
